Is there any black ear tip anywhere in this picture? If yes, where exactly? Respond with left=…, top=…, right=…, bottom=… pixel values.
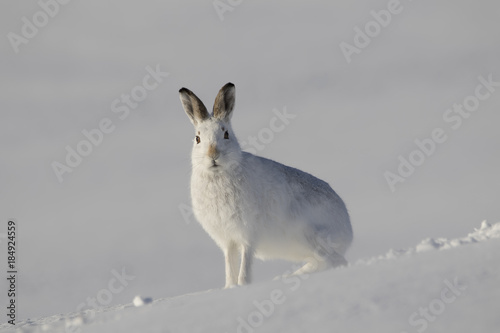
left=179, top=87, right=188, bottom=93
left=221, top=82, right=234, bottom=90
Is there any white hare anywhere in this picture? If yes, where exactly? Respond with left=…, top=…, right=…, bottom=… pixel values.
left=179, top=83, right=353, bottom=288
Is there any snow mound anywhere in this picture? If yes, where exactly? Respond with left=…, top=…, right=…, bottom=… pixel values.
left=357, top=221, right=500, bottom=265
left=2, top=221, right=499, bottom=333
left=133, top=296, right=153, bottom=307
left=416, top=220, right=500, bottom=251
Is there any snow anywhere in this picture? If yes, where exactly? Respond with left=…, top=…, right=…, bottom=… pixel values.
left=133, top=296, right=153, bottom=307
left=1, top=221, right=499, bottom=332
left=358, top=220, right=500, bottom=265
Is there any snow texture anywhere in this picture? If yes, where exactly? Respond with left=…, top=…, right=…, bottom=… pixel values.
left=358, top=220, right=500, bottom=265
left=1, top=221, right=499, bottom=333
left=133, top=296, right=153, bottom=307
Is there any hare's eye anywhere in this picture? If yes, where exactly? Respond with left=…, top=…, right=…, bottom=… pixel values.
left=224, top=131, right=229, bottom=140
left=195, top=136, right=201, bottom=144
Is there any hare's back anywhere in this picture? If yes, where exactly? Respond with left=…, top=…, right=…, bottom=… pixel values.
left=244, top=153, right=348, bottom=216
left=244, top=153, right=352, bottom=253
left=245, top=153, right=343, bottom=204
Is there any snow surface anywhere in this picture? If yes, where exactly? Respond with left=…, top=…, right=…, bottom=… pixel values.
left=132, top=295, right=153, bottom=307
left=1, top=221, right=499, bottom=333
left=358, top=220, right=500, bottom=264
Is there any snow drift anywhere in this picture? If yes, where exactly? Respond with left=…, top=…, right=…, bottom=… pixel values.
left=2, top=221, right=499, bottom=333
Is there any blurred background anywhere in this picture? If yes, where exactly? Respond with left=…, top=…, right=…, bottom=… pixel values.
left=1, top=0, right=499, bottom=320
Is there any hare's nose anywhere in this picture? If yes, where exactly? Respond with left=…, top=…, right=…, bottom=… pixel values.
left=208, top=144, right=220, bottom=160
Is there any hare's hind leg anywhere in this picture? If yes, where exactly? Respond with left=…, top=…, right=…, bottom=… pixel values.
left=224, top=242, right=239, bottom=288
left=292, top=230, right=349, bottom=276
left=292, top=250, right=347, bottom=276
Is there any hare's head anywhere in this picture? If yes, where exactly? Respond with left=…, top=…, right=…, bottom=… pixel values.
left=179, top=83, right=242, bottom=172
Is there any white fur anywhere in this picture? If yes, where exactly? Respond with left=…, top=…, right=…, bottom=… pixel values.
left=180, top=83, right=353, bottom=288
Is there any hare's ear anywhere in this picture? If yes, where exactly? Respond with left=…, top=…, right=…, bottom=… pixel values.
left=179, top=87, right=210, bottom=126
left=213, top=82, right=235, bottom=122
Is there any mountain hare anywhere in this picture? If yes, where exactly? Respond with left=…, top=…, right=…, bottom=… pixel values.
left=179, top=83, right=352, bottom=288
